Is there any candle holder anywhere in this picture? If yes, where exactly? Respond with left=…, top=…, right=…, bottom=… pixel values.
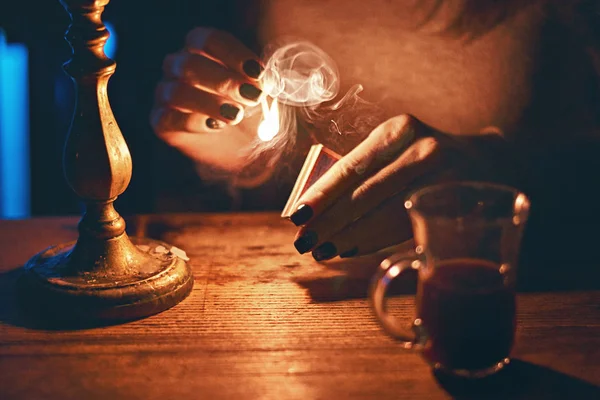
left=17, top=0, right=193, bottom=324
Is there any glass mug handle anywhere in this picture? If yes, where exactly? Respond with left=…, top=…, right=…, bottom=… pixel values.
left=370, top=252, right=426, bottom=349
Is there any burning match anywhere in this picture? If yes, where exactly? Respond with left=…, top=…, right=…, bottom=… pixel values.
left=255, top=41, right=340, bottom=143
left=257, top=97, right=280, bottom=142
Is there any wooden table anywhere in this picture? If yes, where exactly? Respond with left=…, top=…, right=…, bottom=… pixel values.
left=0, top=212, right=599, bottom=399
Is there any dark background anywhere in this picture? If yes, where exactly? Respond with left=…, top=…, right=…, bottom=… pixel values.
left=2, top=1, right=600, bottom=289
left=0, top=0, right=264, bottom=217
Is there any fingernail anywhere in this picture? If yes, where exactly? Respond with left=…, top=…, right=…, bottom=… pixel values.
left=220, top=104, right=240, bottom=120
left=243, top=59, right=264, bottom=79
left=294, top=231, right=318, bottom=254
left=239, top=83, right=262, bottom=101
left=290, top=204, right=313, bottom=226
left=312, top=242, right=337, bottom=261
left=206, top=118, right=224, bottom=130
left=339, top=247, right=359, bottom=258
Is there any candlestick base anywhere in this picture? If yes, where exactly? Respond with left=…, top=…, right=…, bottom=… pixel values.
left=18, top=236, right=193, bottom=325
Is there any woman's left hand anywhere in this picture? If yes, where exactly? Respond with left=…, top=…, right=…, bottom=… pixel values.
left=289, top=114, right=516, bottom=261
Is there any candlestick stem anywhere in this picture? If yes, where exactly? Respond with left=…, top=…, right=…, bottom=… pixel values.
left=17, top=0, right=193, bottom=324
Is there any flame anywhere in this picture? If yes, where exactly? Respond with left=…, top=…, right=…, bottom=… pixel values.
left=257, top=97, right=280, bottom=142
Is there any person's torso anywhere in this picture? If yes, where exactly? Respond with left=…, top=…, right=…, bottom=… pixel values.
left=255, top=0, right=598, bottom=143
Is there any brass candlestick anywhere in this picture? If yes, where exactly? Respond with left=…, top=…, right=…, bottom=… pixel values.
left=18, top=0, right=193, bottom=323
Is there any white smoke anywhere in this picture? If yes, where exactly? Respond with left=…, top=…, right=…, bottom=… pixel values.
left=247, top=40, right=385, bottom=160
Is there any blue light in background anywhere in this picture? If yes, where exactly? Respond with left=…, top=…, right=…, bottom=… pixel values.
left=104, top=21, right=117, bottom=59
left=0, top=30, right=30, bottom=219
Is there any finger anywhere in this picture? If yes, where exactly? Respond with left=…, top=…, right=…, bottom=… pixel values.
left=185, top=27, right=264, bottom=80
left=311, top=193, right=413, bottom=261
left=163, top=52, right=263, bottom=106
left=155, top=81, right=244, bottom=125
left=150, top=107, right=226, bottom=137
left=309, top=169, right=462, bottom=261
left=289, top=114, right=424, bottom=226
left=292, top=137, right=443, bottom=254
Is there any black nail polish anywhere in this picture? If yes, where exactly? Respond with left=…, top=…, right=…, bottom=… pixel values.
left=339, top=247, right=359, bottom=258
left=220, top=104, right=240, bottom=121
left=290, top=204, right=313, bottom=226
left=243, top=59, right=264, bottom=79
left=312, top=242, right=337, bottom=261
left=206, top=118, right=224, bottom=130
left=294, top=231, right=318, bottom=254
left=239, top=83, right=262, bottom=101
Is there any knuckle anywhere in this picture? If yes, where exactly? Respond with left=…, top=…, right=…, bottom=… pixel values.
left=413, top=137, right=441, bottom=161
left=368, top=114, right=421, bottom=161
left=395, top=137, right=443, bottom=168
left=370, top=114, right=408, bottom=139
left=337, top=158, right=361, bottom=179
left=382, top=114, right=414, bottom=143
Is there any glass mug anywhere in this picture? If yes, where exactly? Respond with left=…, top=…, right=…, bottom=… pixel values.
left=370, top=182, right=530, bottom=378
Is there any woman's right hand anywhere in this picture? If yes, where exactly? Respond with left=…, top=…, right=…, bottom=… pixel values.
left=150, top=27, right=266, bottom=172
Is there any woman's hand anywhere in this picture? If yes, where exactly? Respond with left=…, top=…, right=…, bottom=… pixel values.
left=150, top=27, right=265, bottom=173
left=289, top=114, right=519, bottom=261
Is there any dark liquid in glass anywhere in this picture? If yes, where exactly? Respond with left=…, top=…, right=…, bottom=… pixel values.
left=417, top=258, right=516, bottom=371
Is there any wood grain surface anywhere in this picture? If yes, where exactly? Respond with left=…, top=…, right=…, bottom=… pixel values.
left=0, top=213, right=599, bottom=400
